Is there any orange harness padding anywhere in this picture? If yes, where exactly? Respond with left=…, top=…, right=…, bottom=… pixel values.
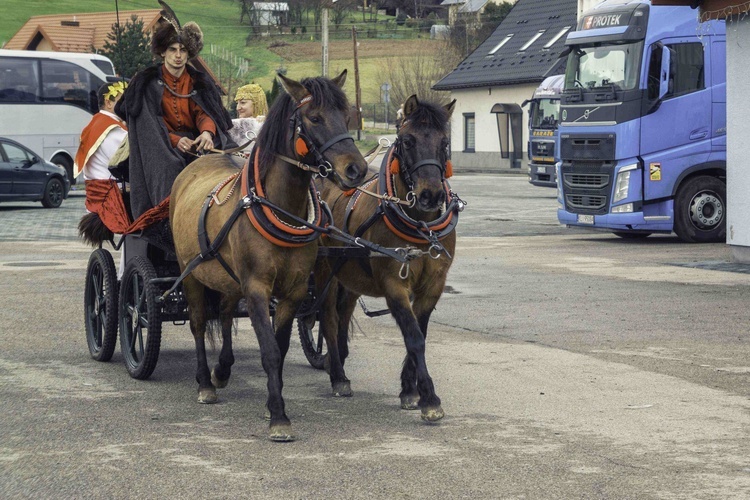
left=240, top=149, right=323, bottom=248
left=380, top=148, right=456, bottom=244
left=84, top=179, right=169, bottom=234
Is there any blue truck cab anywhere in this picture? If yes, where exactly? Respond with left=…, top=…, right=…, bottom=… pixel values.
left=556, top=0, right=726, bottom=242
left=525, top=75, right=564, bottom=187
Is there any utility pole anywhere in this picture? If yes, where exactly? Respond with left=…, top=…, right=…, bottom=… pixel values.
left=352, top=27, right=362, bottom=140
left=321, top=8, right=329, bottom=77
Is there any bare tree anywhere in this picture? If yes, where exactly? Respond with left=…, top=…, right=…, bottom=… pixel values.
left=385, top=41, right=463, bottom=108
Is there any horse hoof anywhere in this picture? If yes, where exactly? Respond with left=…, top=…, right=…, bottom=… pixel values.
left=420, top=406, right=445, bottom=422
left=264, top=408, right=271, bottom=421
left=211, top=369, right=229, bottom=389
left=400, top=394, right=420, bottom=410
left=198, top=388, right=218, bottom=404
left=269, top=423, right=295, bottom=442
left=332, top=381, right=352, bottom=397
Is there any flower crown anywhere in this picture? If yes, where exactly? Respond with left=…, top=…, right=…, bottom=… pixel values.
left=104, top=81, right=128, bottom=101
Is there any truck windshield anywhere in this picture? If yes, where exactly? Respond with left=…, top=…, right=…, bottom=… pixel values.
left=530, top=99, right=559, bottom=129
left=564, top=41, right=643, bottom=91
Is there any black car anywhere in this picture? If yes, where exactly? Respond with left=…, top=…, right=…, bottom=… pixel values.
left=0, top=137, right=70, bottom=208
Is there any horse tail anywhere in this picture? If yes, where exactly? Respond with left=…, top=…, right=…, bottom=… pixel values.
left=78, top=212, right=114, bottom=247
left=203, top=288, right=225, bottom=348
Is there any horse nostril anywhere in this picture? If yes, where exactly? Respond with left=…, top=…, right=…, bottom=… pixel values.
left=419, top=191, right=432, bottom=206
left=345, top=163, right=363, bottom=181
left=436, top=190, right=446, bottom=206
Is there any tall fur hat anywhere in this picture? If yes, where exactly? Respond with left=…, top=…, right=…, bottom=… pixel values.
left=151, top=0, right=204, bottom=59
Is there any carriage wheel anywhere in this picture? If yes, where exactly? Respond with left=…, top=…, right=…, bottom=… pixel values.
left=297, top=314, right=326, bottom=370
left=84, top=249, right=119, bottom=361
left=119, top=256, right=162, bottom=380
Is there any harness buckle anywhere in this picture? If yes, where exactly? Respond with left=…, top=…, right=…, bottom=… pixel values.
left=318, top=161, right=332, bottom=178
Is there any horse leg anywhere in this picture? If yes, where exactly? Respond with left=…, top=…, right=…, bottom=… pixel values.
left=319, top=280, right=352, bottom=397
left=335, top=286, right=357, bottom=366
left=385, top=289, right=444, bottom=422
left=246, top=290, right=294, bottom=442
left=211, top=296, right=239, bottom=389
left=183, top=276, right=216, bottom=404
left=400, top=292, right=441, bottom=411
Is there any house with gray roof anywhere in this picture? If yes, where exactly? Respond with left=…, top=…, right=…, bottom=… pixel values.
left=434, top=0, right=577, bottom=171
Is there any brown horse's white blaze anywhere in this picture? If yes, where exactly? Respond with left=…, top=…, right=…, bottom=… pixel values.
left=316, top=94, right=459, bottom=423
left=169, top=70, right=366, bottom=442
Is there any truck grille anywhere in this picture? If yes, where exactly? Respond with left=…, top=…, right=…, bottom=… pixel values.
left=564, top=173, right=609, bottom=189
left=566, top=194, right=606, bottom=210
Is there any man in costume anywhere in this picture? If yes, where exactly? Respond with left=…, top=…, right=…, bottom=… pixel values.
left=115, top=0, right=235, bottom=220
left=74, top=81, right=128, bottom=183
left=75, top=81, right=129, bottom=274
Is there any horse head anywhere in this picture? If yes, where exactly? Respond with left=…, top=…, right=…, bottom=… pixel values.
left=396, top=95, right=456, bottom=214
left=257, top=70, right=367, bottom=190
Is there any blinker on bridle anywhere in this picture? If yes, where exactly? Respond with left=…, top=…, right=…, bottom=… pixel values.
left=284, top=94, right=355, bottom=183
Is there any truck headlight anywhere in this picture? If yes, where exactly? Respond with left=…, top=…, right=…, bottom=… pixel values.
left=613, top=164, right=637, bottom=203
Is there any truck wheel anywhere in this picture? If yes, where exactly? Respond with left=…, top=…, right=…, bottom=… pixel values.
left=674, top=176, right=726, bottom=243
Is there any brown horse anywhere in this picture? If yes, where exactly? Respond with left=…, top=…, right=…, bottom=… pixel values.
left=315, top=95, right=460, bottom=422
left=169, top=71, right=367, bottom=441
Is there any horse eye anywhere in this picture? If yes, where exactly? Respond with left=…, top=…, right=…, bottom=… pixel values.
left=308, top=115, right=322, bottom=124
left=403, top=135, right=416, bottom=148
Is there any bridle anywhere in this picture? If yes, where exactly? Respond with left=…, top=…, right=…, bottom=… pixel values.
left=278, top=94, right=355, bottom=187
left=391, top=124, right=450, bottom=194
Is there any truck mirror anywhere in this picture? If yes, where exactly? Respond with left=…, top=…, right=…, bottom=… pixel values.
left=659, top=45, right=671, bottom=100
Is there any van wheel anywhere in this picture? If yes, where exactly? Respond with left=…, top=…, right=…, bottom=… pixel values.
left=674, top=176, right=726, bottom=243
left=52, top=155, right=74, bottom=185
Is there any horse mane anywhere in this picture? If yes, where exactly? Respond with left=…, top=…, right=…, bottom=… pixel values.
left=256, top=76, right=350, bottom=177
left=403, top=100, right=449, bottom=133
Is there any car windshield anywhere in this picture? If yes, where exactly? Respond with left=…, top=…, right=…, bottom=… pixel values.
left=564, top=41, right=643, bottom=91
left=530, top=98, right=559, bottom=129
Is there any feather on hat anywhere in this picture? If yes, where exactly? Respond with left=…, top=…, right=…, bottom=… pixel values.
left=151, top=0, right=204, bottom=59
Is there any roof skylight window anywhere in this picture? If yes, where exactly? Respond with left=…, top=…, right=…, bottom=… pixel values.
left=543, top=26, right=572, bottom=48
left=519, top=30, right=545, bottom=51
left=488, top=34, right=513, bottom=55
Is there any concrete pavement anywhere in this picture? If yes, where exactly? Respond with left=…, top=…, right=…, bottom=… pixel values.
left=1, top=177, right=749, bottom=498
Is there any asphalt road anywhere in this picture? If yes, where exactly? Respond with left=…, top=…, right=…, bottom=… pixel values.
left=1, top=177, right=749, bottom=499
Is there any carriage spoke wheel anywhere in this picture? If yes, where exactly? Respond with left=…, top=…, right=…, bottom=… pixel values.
left=84, top=249, right=118, bottom=361
left=119, top=256, right=162, bottom=379
left=297, top=314, right=327, bottom=370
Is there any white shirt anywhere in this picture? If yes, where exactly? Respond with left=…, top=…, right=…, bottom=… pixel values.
left=83, top=110, right=127, bottom=181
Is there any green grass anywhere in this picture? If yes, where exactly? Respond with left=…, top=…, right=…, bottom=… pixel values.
left=1, top=0, right=436, bottom=105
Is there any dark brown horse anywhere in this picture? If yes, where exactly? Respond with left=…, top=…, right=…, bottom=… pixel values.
left=169, top=71, right=367, bottom=441
left=315, top=95, right=460, bottom=422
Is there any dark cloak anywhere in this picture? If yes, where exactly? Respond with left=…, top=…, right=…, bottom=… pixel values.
left=115, top=64, right=236, bottom=219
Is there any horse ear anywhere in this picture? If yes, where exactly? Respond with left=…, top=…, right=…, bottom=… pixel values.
left=331, top=69, right=347, bottom=88
left=403, top=95, right=419, bottom=117
left=444, top=99, right=457, bottom=120
left=277, top=73, right=309, bottom=104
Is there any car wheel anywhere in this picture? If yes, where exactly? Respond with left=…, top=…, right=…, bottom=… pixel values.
left=41, top=178, right=65, bottom=208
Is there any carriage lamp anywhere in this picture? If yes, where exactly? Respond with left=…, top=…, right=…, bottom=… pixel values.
left=613, top=163, right=637, bottom=203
